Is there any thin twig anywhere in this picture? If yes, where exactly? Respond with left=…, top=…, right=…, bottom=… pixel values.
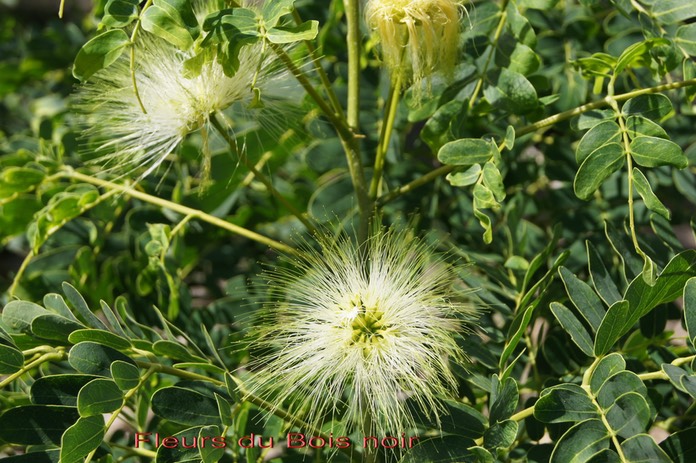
left=61, top=170, right=300, bottom=256
left=209, top=113, right=319, bottom=235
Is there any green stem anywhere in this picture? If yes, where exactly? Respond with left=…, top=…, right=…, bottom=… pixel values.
left=617, top=107, right=642, bottom=254
left=0, top=350, right=66, bottom=389
left=292, top=9, right=345, bottom=117
left=129, top=0, right=153, bottom=114
left=167, top=213, right=195, bottom=249
left=517, top=78, right=696, bottom=137
left=136, top=360, right=225, bottom=385
left=378, top=78, right=696, bottom=205
left=209, top=113, right=319, bottom=235
left=22, top=346, right=56, bottom=357
left=59, top=0, right=65, bottom=17
left=469, top=1, right=508, bottom=109
left=377, top=165, right=453, bottom=205
left=369, top=78, right=401, bottom=200
left=638, top=355, right=696, bottom=381
left=344, top=0, right=372, bottom=239
left=344, top=0, right=361, bottom=131
left=582, top=359, right=628, bottom=461
left=61, top=170, right=300, bottom=256
left=270, top=42, right=371, bottom=238
left=7, top=249, right=34, bottom=298
left=597, top=396, right=628, bottom=460
left=608, top=73, right=643, bottom=258
left=269, top=42, right=352, bottom=140
left=510, top=405, right=535, bottom=422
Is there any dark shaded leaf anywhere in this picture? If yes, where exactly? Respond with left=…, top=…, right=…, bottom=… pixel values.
left=630, top=136, right=687, bottom=169
left=605, top=393, right=651, bottom=438
left=685, top=277, right=696, bottom=346
left=574, top=143, right=625, bottom=200
left=62, top=282, right=109, bottom=331
left=622, top=94, right=674, bottom=122
left=68, top=341, right=135, bottom=376
left=587, top=241, right=622, bottom=306
left=60, top=415, right=105, bottom=463
left=490, top=376, right=519, bottom=423
left=2, top=301, right=50, bottom=334
left=594, top=300, right=630, bottom=356
left=152, top=386, right=221, bottom=426
left=661, top=427, right=696, bottom=462
left=111, top=360, right=141, bottom=391
left=483, top=420, right=517, bottom=450
left=535, top=384, right=597, bottom=423
left=153, top=340, right=204, bottom=362
left=69, top=329, right=132, bottom=351
left=550, top=302, right=594, bottom=355
left=77, top=379, right=124, bottom=416
left=589, top=353, right=625, bottom=394
left=31, top=314, right=83, bottom=342
left=0, top=405, right=80, bottom=445
left=141, top=0, right=199, bottom=50
left=31, top=374, right=99, bottom=406
left=575, top=120, right=621, bottom=164
left=550, top=419, right=610, bottom=463
left=399, top=436, right=475, bottom=463
left=633, top=168, right=670, bottom=219
left=0, top=343, right=24, bottom=374
left=266, top=21, right=318, bottom=44
left=621, top=434, right=671, bottom=462
left=596, top=371, right=647, bottom=409
left=103, top=0, right=139, bottom=27
left=559, top=267, right=605, bottom=332
left=497, top=68, right=538, bottom=112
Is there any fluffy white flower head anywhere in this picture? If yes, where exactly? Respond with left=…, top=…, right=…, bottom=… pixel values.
left=74, top=3, right=288, bottom=178
left=247, top=227, right=473, bottom=438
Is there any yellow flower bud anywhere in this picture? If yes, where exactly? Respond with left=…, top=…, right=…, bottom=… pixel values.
left=365, top=0, right=462, bottom=89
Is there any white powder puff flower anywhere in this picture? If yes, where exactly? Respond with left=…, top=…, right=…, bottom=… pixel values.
left=365, top=0, right=462, bottom=88
left=73, top=4, right=289, bottom=178
left=245, top=227, right=475, bottom=439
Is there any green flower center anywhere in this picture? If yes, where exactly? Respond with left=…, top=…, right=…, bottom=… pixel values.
left=345, top=296, right=391, bottom=350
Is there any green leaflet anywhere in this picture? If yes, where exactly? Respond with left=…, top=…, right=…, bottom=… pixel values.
left=60, top=415, right=105, bottom=463
left=151, top=386, right=222, bottom=426
left=73, top=29, right=130, bottom=81
left=77, top=378, right=124, bottom=416
left=537, top=354, right=656, bottom=462
left=141, top=0, right=199, bottom=50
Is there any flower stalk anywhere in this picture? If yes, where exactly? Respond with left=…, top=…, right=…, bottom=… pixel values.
left=370, top=77, right=402, bottom=200
left=269, top=41, right=372, bottom=240
left=209, top=112, right=319, bottom=235
left=61, top=170, right=300, bottom=256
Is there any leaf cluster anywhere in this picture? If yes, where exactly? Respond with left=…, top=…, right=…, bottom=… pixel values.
left=1, top=0, right=696, bottom=462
